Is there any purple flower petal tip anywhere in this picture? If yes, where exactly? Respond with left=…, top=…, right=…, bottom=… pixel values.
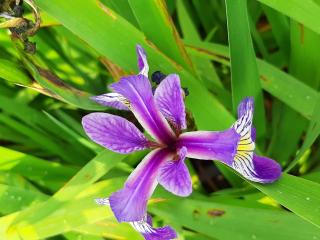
left=131, top=215, right=177, bottom=240
left=142, top=225, right=177, bottom=240
left=237, top=97, right=254, bottom=118
left=252, top=155, right=282, bottom=183
left=136, top=44, right=149, bottom=76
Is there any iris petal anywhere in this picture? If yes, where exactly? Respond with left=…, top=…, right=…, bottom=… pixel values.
left=136, top=44, right=149, bottom=77
left=111, top=74, right=176, bottom=144
left=109, top=149, right=174, bottom=222
left=130, top=215, right=177, bottom=240
left=91, top=93, right=129, bottom=110
left=176, top=129, right=239, bottom=165
left=158, top=147, right=192, bottom=197
left=94, top=198, right=177, bottom=239
left=231, top=97, right=281, bottom=183
left=82, top=113, right=149, bottom=153
left=154, top=74, right=186, bottom=133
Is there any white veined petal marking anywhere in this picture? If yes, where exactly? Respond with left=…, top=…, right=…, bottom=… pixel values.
left=130, top=216, right=156, bottom=234
left=232, top=102, right=258, bottom=180
left=94, top=93, right=131, bottom=109
left=105, top=93, right=131, bottom=109
left=95, top=197, right=110, bottom=206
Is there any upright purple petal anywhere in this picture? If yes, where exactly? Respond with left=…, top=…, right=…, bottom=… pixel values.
left=82, top=113, right=149, bottom=154
left=136, top=44, right=149, bottom=77
left=154, top=74, right=186, bottom=133
left=110, top=74, right=176, bottom=144
left=158, top=147, right=192, bottom=197
left=109, top=149, right=174, bottom=222
left=176, top=129, right=240, bottom=165
left=130, top=215, right=177, bottom=240
left=237, top=97, right=254, bottom=117
left=91, top=93, right=129, bottom=110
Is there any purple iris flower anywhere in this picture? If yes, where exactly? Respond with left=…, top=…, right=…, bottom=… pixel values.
left=82, top=45, right=281, bottom=239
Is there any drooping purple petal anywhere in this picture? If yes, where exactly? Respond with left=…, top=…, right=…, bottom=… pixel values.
left=232, top=154, right=281, bottom=183
left=136, top=44, right=149, bottom=77
left=82, top=113, right=149, bottom=154
left=158, top=147, right=192, bottom=197
left=91, top=93, right=129, bottom=110
left=109, top=149, right=174, bottom=222
left=176, top=129, right=240, bottom=165
left=154, top=74, right=186, bottom=133
left=110, top=74, right=176, bottom=144
left=130, top=215, right=177, bottom=240
left=231, top=97, right=281, bottom=183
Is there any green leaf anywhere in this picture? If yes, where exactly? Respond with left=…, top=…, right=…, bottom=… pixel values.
left=0, top=147, right=77, bottom=191
left=177, top=0, right=227, bottom=101
left=258, top=0, right=320, bottom=35
left=225, top=0, right=266, bottom=138
left=185, top=42, right=318, bottom=119
left=0, top=184, right=47, bottom=215
left=0, top=59, right=31, bottom=85
left=128, top=0, right=193, bottom=71
left=150, top=197, right=320, bottom=239
left=6, top=179, right=124, bottom=239
left=267, top=21, right=320, bottom=165
left=21, top=56, right=105, bottom=111
left=5, top=151, right=126, bottom=238
left=262, top=5, right=290, bottom=59
left=252, top=173, right=320, bottom=228
left=286, top=95, right=320, bottom=172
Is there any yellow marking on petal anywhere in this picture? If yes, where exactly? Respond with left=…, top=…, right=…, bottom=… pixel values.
left=237, top=143, right=255, bottom=152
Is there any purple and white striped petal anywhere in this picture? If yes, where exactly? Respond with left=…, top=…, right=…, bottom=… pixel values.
left=136, top=44, right=149, bottom=77
left=154, top=74, right=186, bottom=133
left=110, top=74, right=176, bottom=144
left=176, top=129, right=240, bottom=165
left=82, top=113, right=149, bottom=154
left=130, top=215, right=177, bottom=240
left=109, top=149, right=174, bottom=222
left=231, top=97, right=281, bottom=183
left=233, top=154, right=281, bottom=183
left=158, top=147, right=192, bottom=197
left=94, top=198, right=177, bottom=239
left=91, top=93, right=129, bottom=110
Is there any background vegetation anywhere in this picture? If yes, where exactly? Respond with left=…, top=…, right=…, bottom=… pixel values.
left=0, top=0, right=320, bottom=239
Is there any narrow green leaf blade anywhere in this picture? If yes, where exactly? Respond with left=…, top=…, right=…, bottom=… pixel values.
left=225, top=0, right=266, bottom=138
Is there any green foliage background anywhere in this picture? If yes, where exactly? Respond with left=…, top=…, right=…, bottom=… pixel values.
left=0, top=0, right=320, bottom=239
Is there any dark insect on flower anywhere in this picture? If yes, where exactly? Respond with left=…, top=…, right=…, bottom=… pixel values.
left=151, top=70, right=166, bottom=85
left=82, top=45, right=282, bottom=240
